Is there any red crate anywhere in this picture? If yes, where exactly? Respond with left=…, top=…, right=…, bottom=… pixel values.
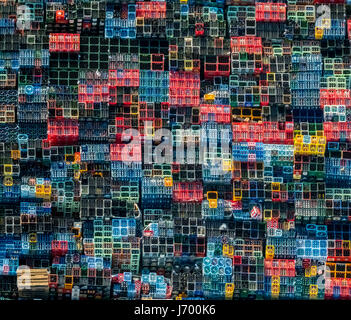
left=324, top=122, right=351, bottom=142
left=109, top=69, right=140, bottom=87
left=262, top=121, right=294, bottom=144
left=232, top=121, right=293, bottom=144
left=204, top=55, right=231, bottom=79
left=169, top=71, right=200, bottom=106
left=114, top=118, right=142, bottom=142
left=325, top=279, right=351, bottom=299
left=78, top=84, right=109, bottom=105
left=138, top=101, right=168, bottom=133
left=110, top=143, right=142, bottom=162
left=233, top=256, right=242, bottom=265
left=173, top=182, right=203, bottom=202
left=264, top=259, right=296, bottom=277
left=320, top=89, right=351, bottom=108
left=200, top=104, right=231, bottom=123
left=136, top=1, right=167, bottom=19
left=328, top=240, right=351, bottom=262
left=232, top=122, right=264, bottom=142
left=138, top=101, right=154, bottom=121
left=47, top=118, right=79, bottom=145
left=49, top=33, right=80, bottom=52
left=109, top=88, right=139, bottom=106
left=255, top=3, right=286, bottom=22
left=231, top=36, right=262, bottom=55
left=51, top=240, right=68, bottom=256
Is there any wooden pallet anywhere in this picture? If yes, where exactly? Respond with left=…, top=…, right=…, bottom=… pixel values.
left=17, top=268, right=49, bottom=299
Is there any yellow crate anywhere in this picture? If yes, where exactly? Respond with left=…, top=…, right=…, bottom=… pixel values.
left=264, top=209, right=272, bottom=220
left=315, top=27, right=323, bottom=40
left=271, top=284, right=280, bottom=296
left=309, top=136, right=317, bottom=144
left=301, top=143, right=309, bottom=154
left=204, top=93, right=215, bottom=101
left=3, top=176, right=13, bottom=186
left=310, top=266, right=317, bottom=277
left=44, top=185, right=51, bottom=195
left=207, top=191, right=218, bottom=208
left=267, top=72, right=275, bottom=82
left=222, top=159, right=232, bottom=172
left=65, top=154, right=75, bottom=164
left=317, top=144, right=325, bottom=155
left=294, top=142, right=302, bottom=154
left=3, top=164, right=12, bottom=175
left=309, top=284, right=318, bottom=297
left=225, top=283, right=235, bottom=293
left=233, top=189, right=242, bottom=201
left=11, top=150, right=20, bottom=160
left=272, top=276, right=280, bottom=285
left=64, top=276, right=73, bottom=290
left=164, top=177, right=173, bottom=187
left=184, top=60, right=193, bottom=71
left=223, top=244, right=229, bottom=255
left=266, top=245, right=274, bottom=259
left=74, top=170, right=81, bottom=180
left=294, top=134, right=303, bottom=143
left=305, top=268, right=311, bottom=278
left=136, top=17, right=144, bottom=26
left=35, top=185, right=44, bottom=196
left=309, top=143, right=317, bottom=154
left=272, top=182, right=280, bottom=192
left=223, top=244, right=234, bottom=257
left=228, top=245, right=234, bottom=257
left=225, top=283, right=234, bottom=299
left=29, top=233, right=37, bottom=243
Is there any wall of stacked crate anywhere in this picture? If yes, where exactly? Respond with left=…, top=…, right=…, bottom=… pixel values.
left=1, top=0, right=351, bottom=300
